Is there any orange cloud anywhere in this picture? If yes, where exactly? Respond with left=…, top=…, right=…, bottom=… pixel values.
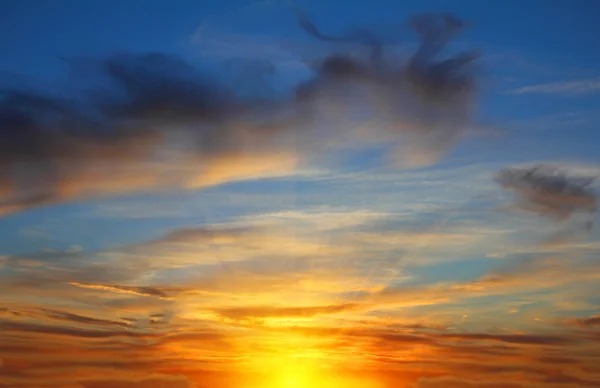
left=213, top=303, right=361, bottom=320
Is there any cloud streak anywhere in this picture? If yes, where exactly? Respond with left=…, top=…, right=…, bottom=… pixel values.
left=509, top=78, right=600, bottom=95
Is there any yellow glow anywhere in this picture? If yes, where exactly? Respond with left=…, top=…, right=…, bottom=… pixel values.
left=244, top=341, right=383, bottom=388
left=250, top=358, right=381, bottom=388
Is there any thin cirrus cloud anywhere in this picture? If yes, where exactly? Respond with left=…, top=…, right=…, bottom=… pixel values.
left=508, top=78, right=600, bottom=95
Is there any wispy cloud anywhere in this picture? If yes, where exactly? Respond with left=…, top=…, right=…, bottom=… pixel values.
left=508, top=78, right=600, bottom=95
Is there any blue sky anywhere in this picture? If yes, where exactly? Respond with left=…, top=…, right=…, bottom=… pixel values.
left=3, top=0, right=600, bottom=73
left=3, top=0, right=600, bottom=165
left=1, top=2, right=600, bottom=388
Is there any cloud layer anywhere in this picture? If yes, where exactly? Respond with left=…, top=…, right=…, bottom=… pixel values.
left=2, top=197, right=600, bottom=387
left=0, top=12, right=480, bottom=216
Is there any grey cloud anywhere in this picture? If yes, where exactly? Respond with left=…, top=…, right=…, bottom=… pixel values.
left=82, top=376, right=195, bottom=388
left=1, top=307, right=130, bottom=328
left=568, top=314, right=600, bottom=328
left=0, top=11, right=480, bottom=216
left=496, top=164, right=597, bottom=220
left=68, top=282, right=191, bottom=300
left=437, top=332, right=572, bottom=346
left=496, top=164, right=598, bottom=241
left=415, top=377, right=525, bottom=388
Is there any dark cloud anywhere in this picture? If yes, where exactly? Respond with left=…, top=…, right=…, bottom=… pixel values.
left=0, top=250, right=136, bottom=290
left=295, top=12, right=479, bottom=166
left=496, top=164, right=598, bottom=236
left=375, top=332, right=434, bottom=344
left=1, top=307, right=130, bottom=328
left=82, top=376, right=195, bottom=388
left=0, top=316, right=226, bottom=348
left=536, top=356, right=580, bottom=365
left=0, top=11, right=480, bottom=216
left=295, top=8, right=384, bottom=63
left=569, top=314, right=600, bottom=328
left=540, top=373, right=600, bottom=387
left=415, top=377, right=525, bottom=388
left=296, top=11, right=477, bottom=101
left=438, top=343, right=519, bottom=357
left=68, top=282, right=191, bottom=299
left=0, top=319, right=150, bottom=340
left=437, top=332, right=572, bottom=346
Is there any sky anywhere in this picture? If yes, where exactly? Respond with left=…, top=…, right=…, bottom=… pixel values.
left=1, top=1, right=600, bottom=388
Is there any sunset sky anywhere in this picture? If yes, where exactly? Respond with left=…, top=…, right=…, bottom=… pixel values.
left=1, top=1, right=600, bottom=387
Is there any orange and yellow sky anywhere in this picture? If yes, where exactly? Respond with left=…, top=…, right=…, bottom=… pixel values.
left=2, top=165, right=600, bottom=387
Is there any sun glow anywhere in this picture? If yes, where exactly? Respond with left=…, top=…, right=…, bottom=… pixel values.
left=246, top=348, right=382, bottom=388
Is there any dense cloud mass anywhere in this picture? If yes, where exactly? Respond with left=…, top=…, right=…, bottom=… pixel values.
left=0, top=12, right=479, bottom=216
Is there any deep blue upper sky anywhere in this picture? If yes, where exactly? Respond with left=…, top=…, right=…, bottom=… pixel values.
left=2, top=0, right=600, bottom=78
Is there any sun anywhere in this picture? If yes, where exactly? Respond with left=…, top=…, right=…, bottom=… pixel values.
left=246, top=352, right=382, bottom=388
left=236, top=332, right=383, bottom=388
left=249, top=353, right=328, bottom=388
left=267, top=364, right=323, bottom=388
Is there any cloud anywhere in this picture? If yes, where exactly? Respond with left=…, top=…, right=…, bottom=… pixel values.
left=437, top=332, right=572, bottom=346
left=0, top=319, right=150, bottom=339
left=213, top=303, right=361, bottom=320
left=4, top=156, right=600, bottom=387
left=415, top=377, right=525, bottom=388
left=577, top=314, right=600, bottom=327
left=114, top=222, right=361, bottom=273
left=1, top=298, right=599, bottom=388
left=508, top=78, right=600, bottom=95
left=81, top=376, right=196, bottom=388
left=0, top=307, right=130, bottom=328
left=495, top=164, right=598, bottom=241
left=361, top=253, right=600, bottom=311
left=68, top=282, right=189, bottom=300
left=0, top=221, right=381, bottom=309
left=564, top=314, right=600, bottom=328
left=496, top=165, right=597, bottom=219
left=0, top=12, right=480, bottom=216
